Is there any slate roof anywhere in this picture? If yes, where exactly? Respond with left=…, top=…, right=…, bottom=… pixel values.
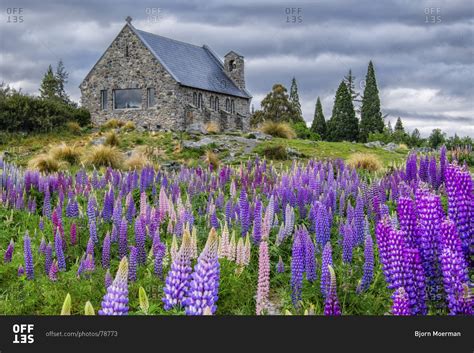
left=131, top=25, right=251, bottom=99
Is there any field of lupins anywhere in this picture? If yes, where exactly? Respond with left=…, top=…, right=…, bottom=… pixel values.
left=0, top=147, right=472, bottom=315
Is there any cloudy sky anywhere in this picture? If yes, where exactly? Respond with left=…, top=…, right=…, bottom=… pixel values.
left=1, top=0, right=473, bottom=136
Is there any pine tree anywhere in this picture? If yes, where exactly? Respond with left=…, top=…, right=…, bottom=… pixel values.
left=310, top=97, right=327, bottom=139
left=359, top=61, right=384, bottom=142
left=289, top=77, right=304, bottom=123
left=261, top=84, right=297, bottom=123
left=55, top=59, right=70, bottom=104
left=327, top=81, right=359, bottom=141
left=39, top=65, right=59, bottom=100
left=394, top=117, right=404, bottom=133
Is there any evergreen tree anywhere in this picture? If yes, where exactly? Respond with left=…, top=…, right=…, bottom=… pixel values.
left=343, top=69, right=361, bottom=103
left=261, top=84, right=297, bottom=123
left=310, top=97, right=327, bottom=139
left=394, top=117, right=404, bottom=133
left=55, top=59, right=70, bottom=104
left=359, top=61, right=384, bottom=142
left=39, top=65, right=59, bottom=100
left=289, top=77, right=304, bottom=123
left=327, top=81, right=359, bottom=141
left=387, top=121, right=393, bottom=135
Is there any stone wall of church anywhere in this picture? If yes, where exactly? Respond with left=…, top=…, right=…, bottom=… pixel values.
left=80, top=24, right=250, bottom=131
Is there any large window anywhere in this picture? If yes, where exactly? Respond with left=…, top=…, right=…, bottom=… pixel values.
left=114, top=89, right=142, bottom=109
left=100, top=90, right=108, bottom=111
left=147, top=88, right=156, bottom=108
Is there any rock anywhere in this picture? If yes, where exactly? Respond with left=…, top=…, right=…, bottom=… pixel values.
left=286, top=147, right=303, bottom=158
left=250, top=131, right=273, bottom=140
left=364, top=141, right=383, bottom=148
left=91, top=136, right=106, bottom=146
left=185, top=123, right=208, bottom=135
left=182, top=137, right=216, bottom=149
left=383, top=142, right=399, bottom=152
left=161, top=161, right=182, bottom=171
left=416, top=147, right=433, bottom=153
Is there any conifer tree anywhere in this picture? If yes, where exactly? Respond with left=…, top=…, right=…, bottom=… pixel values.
left=387, top=121, right=393, bottom=135
left=39, top=65, right=59, bottom=100
left=344, top=69, right=361, bottom=103
left=394, top=117, right=404, bottom=133
left=327, top=81, right=359, bottom=141
left=359, top=61, right=384, bottom=142
left=310, top=97, right=327, bottom=139
left=289, top=77, right=304, bottom=123
left=55, top=59, right=70, bottom=104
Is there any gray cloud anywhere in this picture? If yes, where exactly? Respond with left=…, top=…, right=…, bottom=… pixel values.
left=0, top=0, right=472, bottom=136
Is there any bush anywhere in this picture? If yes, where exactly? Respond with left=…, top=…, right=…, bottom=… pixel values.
left=121, top=121, right=136, bottom=131
left=291, top=122, right=319, bottom=140
left=49, top=144, right=82, bottom=165
left=261, top=121, right=296, bottom=139
left=261, top=145, right=288, bottom=160
left=0, top=92, right=90, bottom=132
left=124, top=152, right=150, bottom=170
left=83, top=145, right=123, bottom=169
left=347, top=153, right=382, bottom=172
left=205, top=122, right=220, bottom=134
left=28, top=154, right=65, bottom=173
left=105, top=131, right=120, bottom=147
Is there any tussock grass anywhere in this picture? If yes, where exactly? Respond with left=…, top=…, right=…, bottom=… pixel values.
left=121, top=121, right=136, bottom=131
left=204, top=150, right=220, bottom=169
left=347, top=153, right=382, bottom=172
left=28, top=154, right=65, bottom=173
left=102, top=119, right=124, bottom=129
left=124, top=152, right=151, bottom=170
left=83, top=145, right=124, bottom=169
left=104, top=131, right=120, bottom=147
left=65, top=121, right=81, bottom=134
left=205, top=122, right=220, bottom=134
left=261, top=121, right=296, bottom=139
left=261, top=145, right=288, bottom=160
left=49, top=144, right=82, bottom=165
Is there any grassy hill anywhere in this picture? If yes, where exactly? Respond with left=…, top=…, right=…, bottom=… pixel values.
left=0, top=127, right=408, bottom=173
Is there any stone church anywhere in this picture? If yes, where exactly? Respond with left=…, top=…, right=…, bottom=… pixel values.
left=80, top=17, right=252, bottom=131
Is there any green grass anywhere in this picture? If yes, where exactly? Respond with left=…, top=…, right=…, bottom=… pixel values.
left=253, top=139, right=409, bottom=169
left=1, top=130, right=410, bottom=173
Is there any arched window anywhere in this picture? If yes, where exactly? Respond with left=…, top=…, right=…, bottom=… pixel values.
left=215, top=97, right=219, bottom=111
left=231, top=100, right=235, bottom=114
left=193, top=92, right=197, bottom=106
left=210, top=96, right=214, bottom=110
left=225, top=98, right=230, bottom=112
left=125, top=44, right=129, bottom=57
left=198, top=93, right=203, bottom=109
left=229, top=60, right=235, bottom=71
